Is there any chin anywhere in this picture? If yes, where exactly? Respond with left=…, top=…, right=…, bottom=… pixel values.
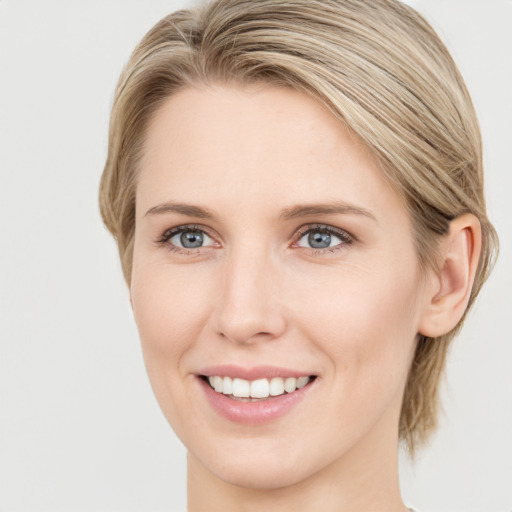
left=211, top=456, right=314, bottom=490
left=187, top=433, right=330, bottom=491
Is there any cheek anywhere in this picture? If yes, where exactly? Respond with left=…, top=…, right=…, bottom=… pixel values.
left=129, top=260, right=219, bottom=435
left=291, top=259, right=421, bottom=385
left=130, top=261, right=214, bottom=370
left=284, top=263, right=421, bottom=451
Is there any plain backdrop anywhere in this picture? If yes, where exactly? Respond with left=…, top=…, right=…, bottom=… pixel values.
left=0, top=1, right=511, bottom=511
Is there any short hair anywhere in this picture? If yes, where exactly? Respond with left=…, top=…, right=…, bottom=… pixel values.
left=99, top=0, right=498, bottom=454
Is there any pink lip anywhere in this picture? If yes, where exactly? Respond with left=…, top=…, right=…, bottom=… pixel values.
left=198, top=364, right=315, bottom=380
left=196, top=374, right=317, bottom=425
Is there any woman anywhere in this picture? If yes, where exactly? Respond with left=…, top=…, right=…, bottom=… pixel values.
left=99, top=0, right=498, bottom=510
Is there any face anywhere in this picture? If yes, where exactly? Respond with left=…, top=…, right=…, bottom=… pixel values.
left=131, top=84, right=429, bottom=489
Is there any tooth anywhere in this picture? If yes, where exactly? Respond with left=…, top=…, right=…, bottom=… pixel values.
left=251, top=378, right=270, bottom=398
left=209, top=375, right=310, bottom=397
left=296, top=376, right=310, bottom=389
left=284, top=377, right=297, bottom=393
left=222, top=376, right=233, bottom=395
left=213, top=376, right=223, bottom=393
left=269, top=377, right=285, bottom=396
left=232, top=378, right=250, bottom=397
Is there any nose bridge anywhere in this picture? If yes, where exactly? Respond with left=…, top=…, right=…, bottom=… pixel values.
left=214, top=241, right=285, bottom=344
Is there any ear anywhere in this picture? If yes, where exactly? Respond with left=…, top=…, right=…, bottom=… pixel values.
left=418, top=213, right=482, bottom=338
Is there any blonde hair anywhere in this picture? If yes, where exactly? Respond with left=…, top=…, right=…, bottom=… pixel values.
left=99, top=0, right=498, bottom=454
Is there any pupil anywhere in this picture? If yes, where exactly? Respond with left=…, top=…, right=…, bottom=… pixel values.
left=309, top=231, right=331, bottom=248
left=181, top=231, right=203, bottom=248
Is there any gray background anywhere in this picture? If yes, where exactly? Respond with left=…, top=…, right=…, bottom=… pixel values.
left=0, top=1, right=511, bottom=511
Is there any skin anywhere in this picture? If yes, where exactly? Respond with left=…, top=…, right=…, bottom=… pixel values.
left=130, top=83, right=480, bottom=511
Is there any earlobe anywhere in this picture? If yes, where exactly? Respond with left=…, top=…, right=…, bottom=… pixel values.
left=418, top=213, right=482, bottom=338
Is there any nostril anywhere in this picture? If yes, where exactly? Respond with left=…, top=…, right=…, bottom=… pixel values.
left=218, top=329, right=278, bottom=345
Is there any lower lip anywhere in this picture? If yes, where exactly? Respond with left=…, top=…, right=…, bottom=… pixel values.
left=198, top=377, right=316, bottom=425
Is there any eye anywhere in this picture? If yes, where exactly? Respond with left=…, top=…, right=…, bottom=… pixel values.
left=296, top=225, right=352, bottom=251
left=170, top=229, right=213, bottom=249
left=157, top=225, right=216, bottom=252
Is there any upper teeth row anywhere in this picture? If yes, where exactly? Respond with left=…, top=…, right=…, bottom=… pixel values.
left=207, top=376, right=311, bottom=398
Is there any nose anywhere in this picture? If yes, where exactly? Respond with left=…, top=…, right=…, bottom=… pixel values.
left=212, top=245, right=287, bottom=345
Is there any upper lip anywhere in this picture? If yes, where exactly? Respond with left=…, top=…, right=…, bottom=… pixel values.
left=197, top=365, right=316, bottom=380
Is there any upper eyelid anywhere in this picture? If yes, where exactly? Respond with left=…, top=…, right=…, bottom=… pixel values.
left=160, top=223, right=217, bottom=240
left=295, top=223, right=350, bottom=235
left=159, top=222, right=350, bottom=237
left=294, top=224, right=354, bottom=242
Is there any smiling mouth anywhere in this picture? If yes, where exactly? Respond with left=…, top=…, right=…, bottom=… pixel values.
left=200, top=375, right=317, bottom=401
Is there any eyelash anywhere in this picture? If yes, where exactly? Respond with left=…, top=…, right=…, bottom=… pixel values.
left=156, top=224, right=217, bottom=255
left=155, top=223, right=354, bottom=256
left=294, top=224, right=353, bottom=254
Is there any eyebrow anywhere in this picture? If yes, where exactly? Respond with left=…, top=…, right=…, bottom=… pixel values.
left=144, top=201, right=376, bottom=222
left=279, top=202, right=376, bottom=222
left=145, top=202, right=215, bottom=218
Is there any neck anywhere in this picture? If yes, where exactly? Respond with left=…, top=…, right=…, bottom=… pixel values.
left=187, top=419, right=408, bottom=512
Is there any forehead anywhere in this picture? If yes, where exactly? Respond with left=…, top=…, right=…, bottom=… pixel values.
left=137, top=84, right=403, bottom=222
